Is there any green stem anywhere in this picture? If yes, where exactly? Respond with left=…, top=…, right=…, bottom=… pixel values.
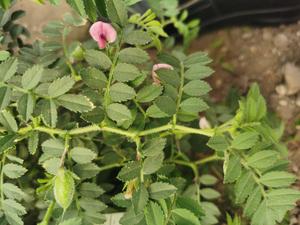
left=38, top=201, right=55, bottom=225
left=172, top=159, right=199, bottom=180
left=174, top=125, right=214, bottom=137
left=59, top=134, right=70, bottom=168
left=138, top=124, right=172, bottom=136
left=0, top=153, right=6, bottom=206
left=98, top=163, right=124, bottom=173
left=133, top=100, right=147, bottom=118
left=163, top=194, right=177, bottom=225
left=195, top=154, right=223, bottom=165
left=104, top=34, right=122, bottom=109
left=173, top=62, right=185, bottom=126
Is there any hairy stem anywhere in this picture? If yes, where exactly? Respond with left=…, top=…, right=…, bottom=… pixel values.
left=38, top=201, right=55, bottom=225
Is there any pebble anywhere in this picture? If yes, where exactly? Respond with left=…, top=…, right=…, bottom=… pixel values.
left=284, top=63, right=300, bottom=95
left=275, top=84, right=287, bottom=96
left=274, top=33, right=289, bottom=49
left=296, top=94, right=300, bottom=107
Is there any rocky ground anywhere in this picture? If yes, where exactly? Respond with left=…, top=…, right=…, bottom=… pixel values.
left=11, top=1, right=300, bottom=224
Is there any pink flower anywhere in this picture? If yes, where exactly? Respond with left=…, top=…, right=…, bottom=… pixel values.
left=89, top=21, right=117, bottom=49
left=152, top=63, right=173, bottom=84
left=199, top=117, right=211, bottom=129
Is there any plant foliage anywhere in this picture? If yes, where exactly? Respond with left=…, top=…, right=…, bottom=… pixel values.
left=0, top=0, right=298, bottom=225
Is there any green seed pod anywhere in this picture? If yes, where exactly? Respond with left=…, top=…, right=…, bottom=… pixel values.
left=54, top=168, right=75, bottom=210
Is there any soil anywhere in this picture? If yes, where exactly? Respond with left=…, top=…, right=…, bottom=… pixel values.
left=10, top=1, right=300, bottom=224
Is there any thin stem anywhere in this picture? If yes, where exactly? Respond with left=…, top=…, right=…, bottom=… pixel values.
left=59, top=134, right=70, bottom=168
left=133, top=100, right=147, bottom=118
left=195, top=154, right=223, bottom=165
left=39, top=201, right=55, bottom=225
left=173, top=62, right=185, bottom=126
left=164, top=194, right=177, bottom=225
left=0, top=153, right=6, bottom=206
left=104, top=33, right=123, bottom=109
left=98, top=163, right=124, bottom=173
left=172, top=159, right=199, bottom=180
left=138, top=124, right=173, bottom=136
left=174, top=125, right=215, bottom=137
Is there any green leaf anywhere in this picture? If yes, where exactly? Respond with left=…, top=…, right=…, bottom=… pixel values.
left=156, top=68, right=180, bottom=88
left=185, top=64, right=214, bottom=80
left=110, top=83, right=136, bottom=102
left=0, top=57, right=18, bottom=82
left=80, top=67, right=107, bottom=90
left=42, top=158, right=61, bottom=175
left=142, top=137, right=166, bottom=157
left=79, top=197, right=107, bottom=212
left=0, top=50, right=10, bottom=61
left=172, top=208, right=201, bottom=225
left=111, top=193, right=131, bottom=208
left=57, top=94, right=94, bottom=112
left=21, top=65, right=44, bottom=90
left=17, top=94, right=35, bottom=122
left=146, top=104, right=169, bottom=118
left=180, top=97, right=208, bottom=113
left=70, top=147, right=97, bottom=164
left=3, top=163, right=27, bottom=179
left=6, top=155, right=23, bottom=164
left=183, top=80, right=211, bottom=97
left=136, top=84, right=163, bottom=103
left=149, top=182, right=177, bottom=200
left=184, top=52, right=212, bottom=68
left=54, top=168, right=75, bottom=210
left=58, top=218, right=82, bottom=225
left=39, top=99, right=57, bottom=128
left=145, top=201, right=165, bottom=225
left=132, top=185, right=148, bottom=214
left=124, top=30, right=151, bottom=46
left=84, top=49, right=112, bottom=70
left=119, top=47, right=149, bottom=64
left=105, top=0, right=128, bottom=26
left=231, top=132, right=259, bottom=150
left=251, top=200, right=276, bottom=225
left=154, top=96, right=176, bottom=116
left=113, top=63, right=140, bottom=82
left=143, top=153, right=164, bottom=175
left=200, top=174, right=218, bottom=186
left=244, top=187, right=262, bottom=218
left=260, top=171, right=296, bottom=188
left=48, top=76, right=75, bottom=98
left=66, top=0, right=86, bottom=17
left=83, top=0, right=97, bottom=21
left=106, top=103, right=132, bottom=126
left=0, top=134, right=17, bottom=153
left=0, top=86, right=12, bottom=110
left=4, top=211, right=23, bottom=225
left=119, top=207, right=144, bottom=225
left=3, top=199, right=26, bottom=216
left=0, top=109, right=18, bottom=132
left=73, top=163, right=100, bottom=179
left=81, top=107, right=105, bottom=124
left=3, top=183, right=25, bottom=201
left=79, top=182, right=104, bottom=198
left=117, top=161, right=141, bottom=182
left=247, top=150, right=278, bottom=169
left=224, top=154, right=241, bottom=183
left=42, top=138, right=64, bottom=157
left=207, top=135, right=229, bottom=152
left=176, top=197, right=204, bottom=218
left=201, top=188, right=221, bottom=200
left=28, top=131, right=39, bottom=155
left=234, top=171, right=255, bottom=204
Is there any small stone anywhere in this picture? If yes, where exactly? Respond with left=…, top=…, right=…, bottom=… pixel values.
left=284, top=63, right=300, bottom=95
left=275, top=85, right=287, bottom=96
left=262, top=30, right=272, bottom=41
left=242, top=32, right=252, bottom=39
left=274, top=33, right=289, bottom=49
left=279, top=99, right=288, bottom=106
left=296, top=94, right=300, bottom=107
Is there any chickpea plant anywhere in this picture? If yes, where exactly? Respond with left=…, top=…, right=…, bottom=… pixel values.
left=0, top=0, right=299, bottom=225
